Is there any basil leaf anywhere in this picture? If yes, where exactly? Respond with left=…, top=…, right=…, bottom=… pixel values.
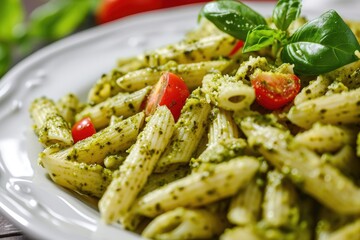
left=0, top=42, right=11, bottom=77
left=0, top=0, right=24, bottom=42
left=281, top=10, right=360, bottom=75
left=273, top=0, right=302, bottom=31
left=201, top=1, right=267, bottom=40
left=243, top=26, right=287, bottom=53
left=28, top=0, right=92, bottom=40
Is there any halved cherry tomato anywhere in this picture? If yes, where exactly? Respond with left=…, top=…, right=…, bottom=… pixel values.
left=71, top=117, right=96, bottom=143
left=96, top=0, right=211, bottom=24
left=251, top=72, right=301, bottom=110
left=229, top=40, right=244, bottom=57
left=145, top=72, right=190, bottom=121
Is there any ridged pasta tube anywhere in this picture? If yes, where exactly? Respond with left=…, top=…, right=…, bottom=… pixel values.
left=294, top=76, right=331, bottom=105
left=190, top=138, right=247, bottom=172
left=294, top=123, right=356, bottom=153
left=39, top=145, right=112, bottom=198
left=76, top=87, right=150, bottom=129
left=135, top=156, right=260, bottom=217
left=327, top=218, right=360, bottom=240
left=287, top=88, right=360, bottom=128
left=142, top=207, right=227, bottom=240
left=321, top=145, right=360, bottom=179
left=39, top=112, right=144, bottom=165
left=87, top=68, right=124, bottom=105
left=30, top=97, right=73, bottom=147
left=220, top=226, right=261, bottom=240
left=208, top=107, right=239, bottom=145
left=98, top=106, right=175, bottom=224
left=315, top=207, right=358, bottom=240
left=262, top=170, right=299, bottom=228
left=324, top=59, right=360, bottom=90
left=227, top=178, right=263, bottom=225
left=140, top=167, right=189, bottom=197
left=154, top=89, right=211, bottom=173
left=202, top=73, right=255, bottom=111
left=56, top=93, right=81, bottom=125
left=116, top=34, right=237, bottom=72
left=240, top=115, right=360, bottom=214
left=143, top=34, right=237, bottom=67
left=117, top=60, right=232, bottom=92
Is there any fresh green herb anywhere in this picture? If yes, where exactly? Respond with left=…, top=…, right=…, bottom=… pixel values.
left=273, top=0, right=302, bottom=31
left=202, top=0, right=360, bottom=75
left=243, top=25, right=287, bottom=53
left=282, top=10, right=360, bottom=75
left=200, top=1, right=267, bottom=40
left=0, top=0, right=98, bottom=78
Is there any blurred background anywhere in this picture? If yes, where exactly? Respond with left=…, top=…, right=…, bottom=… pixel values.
left=0, top=0, right=277, bottom=79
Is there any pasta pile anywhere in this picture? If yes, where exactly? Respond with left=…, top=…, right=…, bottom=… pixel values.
left=30, top=17, right=360, bottom=239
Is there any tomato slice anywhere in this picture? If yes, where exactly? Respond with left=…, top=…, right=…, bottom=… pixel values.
left=251, top=72, right=301, bottom=110
left=71, top=117, right=96, bottom=143
left=145, top=72, right=190, bottom=121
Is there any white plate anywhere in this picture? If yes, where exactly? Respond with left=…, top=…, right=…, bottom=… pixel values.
left=0, top=2, right=359, bottom=239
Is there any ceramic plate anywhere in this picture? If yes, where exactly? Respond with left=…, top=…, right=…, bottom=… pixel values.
left=0, top=2, right=359, bottom=239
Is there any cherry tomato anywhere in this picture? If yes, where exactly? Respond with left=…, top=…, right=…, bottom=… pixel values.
left=71, top=117, right=96, bottom=143
left=96, top=0, right=211, bottom=24
left=145, top=72, right=190, bottom=121
left=229, top=40, right=244, bottom=57
left=250, top=72, right=301, bottom=110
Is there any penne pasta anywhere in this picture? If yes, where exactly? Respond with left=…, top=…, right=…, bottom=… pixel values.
left=134, top=156, right=259, bottom=217
left=227, top=178, right=263, bottom=226
left=39, top=112, right=144, bottom=165
left=40, top=145, right=112, bottom=198
left=30, top=97, right=73, bottom=147
left=142, top=207, right=227, bottom=240
left=287, top=88, right=360, bottom=128
left=117, top=60, right=232, bottom=92
left=56, top=93, right=82, bottom=125
left=154, top=89, right=211, bottom=173
left=208, top=107, right=239, bottom=145
left=202, top=73, right=255, bottom=111
left=294, top=123, right=356, bottom=153
left=88, top=68, right=124, bottom=105
left=75, top=87, right=150, bottom=129
left=99, top=106, right=175, bottom=223
left=239, top=115, right=360, bottom=215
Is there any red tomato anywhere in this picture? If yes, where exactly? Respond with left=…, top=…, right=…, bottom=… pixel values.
left=96, top=0, right=211, bottom=24
left=96, top=0, right=162, bottom=24
left=145, top=72, right=190, bottom=121
left=71, top=117, right=96, bottom=143
left=229, top=40, right=244, bottom=56
left=251, top=72, right=301, bottom=110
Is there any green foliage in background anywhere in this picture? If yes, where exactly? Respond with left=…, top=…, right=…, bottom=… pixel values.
left=0, top=0, right=99, bottom=77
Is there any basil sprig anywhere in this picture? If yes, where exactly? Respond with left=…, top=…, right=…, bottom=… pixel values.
left=273, top=0, right=302, bottom=31
left=200, top=1, right=267, bottom=40
left=282, top=10, right=360, bottom=75
left=201, top=0, right=360, bottom=75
